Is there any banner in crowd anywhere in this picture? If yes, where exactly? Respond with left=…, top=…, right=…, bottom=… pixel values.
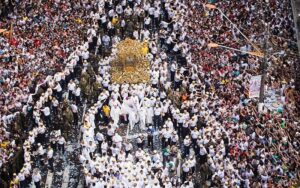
left=249, top=75, right=262, bottom=98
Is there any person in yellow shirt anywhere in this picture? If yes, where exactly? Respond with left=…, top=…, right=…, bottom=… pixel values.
left=112, top=15, right=119, bottom=26
left=102, top=105, right=110, bottom=124
left=10, top=174, right=19, bottom=188
left=141, top=41, right=149, bottom=55
left=103, top=105, right=110, bottom=117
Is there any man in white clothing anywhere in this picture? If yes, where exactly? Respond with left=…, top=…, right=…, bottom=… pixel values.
left=32, top=169, right=42, bottom=188
left=41, top=106, right=51, bottom=127
left=109, top=98, right=121, bottom=127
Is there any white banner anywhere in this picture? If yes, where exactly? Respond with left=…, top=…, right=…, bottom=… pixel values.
left=249, top=75, right=262, bottom=98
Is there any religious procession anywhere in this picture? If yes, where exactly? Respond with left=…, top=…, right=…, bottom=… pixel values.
left=1, top=0, right=300, bottom=188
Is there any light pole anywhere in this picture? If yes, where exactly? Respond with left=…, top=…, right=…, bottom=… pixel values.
left=208, top=41, right=268, bottom=112
left=207, top=43, right=264, bottom=57
left=204, top=4, right=263, bottom=53
left=258, top=24, right=269, bottom=107
left=257, top=0, right=271, bottom=112
left=205, top=3, right=270, bottom=112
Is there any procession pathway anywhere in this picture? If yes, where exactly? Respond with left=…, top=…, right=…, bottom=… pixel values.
left=33, top=1, right=188, bottom=187
left=29, top=103, right=87, bottom=188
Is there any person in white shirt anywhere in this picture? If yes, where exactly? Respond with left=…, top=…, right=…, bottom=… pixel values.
left=154, top=7, right=161, bottom=29
left=153, top=103, right=162, bottom=130
left=68, top=80, right=76, bottom=100
left=82, top=49, right=89, bottom=60
left=102, top=34, right=111, bottom=47
left=32, top=169, right=42, bottom=188
left=18, top=169, right=26, bottom=188
left=182, top=161, right=190, bottom=183
left=120, top=19, right=126, bottom=38
left=190, top=127, right=199, bottom=151
left=183, top=136, right=191, bottom=158
left=51, top=97, right=59, bottom=115
left=198, top=144, right=207, bottom=165
left=133, top=29, right=140, bottom=40
left=124, top=141, right=133, bottom=157
left=74, top=86, right=81, bottom=105
left=116, top=4, right=123, bottom=15
left=170, top=61, right=177, bottom=83
left=109, top=98, right=121, bottom=127
left=101, top=140, right=108, bottom=155
left=47, top=146, right=54, bottom=171
left=37, top=124, right=46, bottom=143
left=112, top=132, right=123, bottom=149
left=58, top=135, right=66, bottom=155
left=108, top=9, right=115, bottom=18
left=188, top=156, right=196, bottom=174
left=41, top=106, right=51, bottom=127
left=144, top=16, right=151, bottom=30
left=54, top=73, right=62, bottom=83
left=71, top=103, right=79, bottom=126
left=54, top=82, right=62, bottom=101
left=96, top=132, right=104, bottom=154
left=107, top=125, right=115, bottom=146
left=124, top=6, right=133, bottom=17
left=163, top=127, right=172, bottom=147
left=165, top=118, right=173, bottom=130
left=171, top=131, right=179, bottom=146
left=148, top=6, right=155, bottom=18
left=136, top=134, right=145, bottom=150
left=174, top=70, right=182, bottom=90
left=142, top=29, right=151, bottom=41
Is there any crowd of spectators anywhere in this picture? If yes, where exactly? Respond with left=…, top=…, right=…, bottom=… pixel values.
left=0, top=0, right=91, bottom=178
left=184, top=0, right=300, bottom=187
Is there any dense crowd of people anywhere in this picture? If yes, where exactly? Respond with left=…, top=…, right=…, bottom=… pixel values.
left=0, top=0, right=300, bottom=187
left=80, top=0, right=196, bottom=187
left=185, top=0, right=300, bottom=187
left=0, top=0, right=90, bottom=175
left=0, top=0, right=16, bottom=17
left=6, top=31, right=91, bottom=187
left=78, top=0, right=300, bottom=187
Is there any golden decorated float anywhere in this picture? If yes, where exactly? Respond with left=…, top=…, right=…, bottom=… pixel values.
left=111, top=38, right=150, bottom=84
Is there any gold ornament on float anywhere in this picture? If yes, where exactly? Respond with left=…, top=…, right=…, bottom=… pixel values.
left=111, top=38, right=150, bottom=84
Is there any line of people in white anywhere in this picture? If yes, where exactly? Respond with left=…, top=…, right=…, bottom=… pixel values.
left=11, top=41, right=91, bottom=187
